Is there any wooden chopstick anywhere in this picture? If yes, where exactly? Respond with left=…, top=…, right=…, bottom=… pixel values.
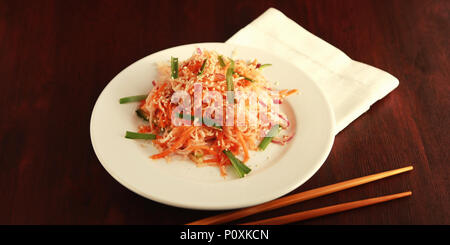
left=240, top=191, right=412, bottom=225
left=186, top=165, right=413, bottom=225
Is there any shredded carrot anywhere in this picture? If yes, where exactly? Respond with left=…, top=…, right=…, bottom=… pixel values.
left=219, top=165, right=227, bottom=176
left=235, top=128, right=249, bottom=162
left=184, top=145, right=217, bottom=156
left=203, top=158, right=218, bottom=163
left=139, top=99, right=146, bottom=108
left=150, top=127, right=195, bottom=159
left=138, top=125, right=152, bottom=133
left=280, top=89, right=298, bottom=97
left=149, top=82, right=168, bottom=103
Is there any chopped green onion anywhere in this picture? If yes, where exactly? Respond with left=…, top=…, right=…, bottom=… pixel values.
left=218, top=55, right=226, bottom=67
left=223, top=150, right=251, bottom=178
left=235, top=72, right=256, bottom=82
left=229, top=58, right=235, bottom=69
left=258, top=124, right=281, bottom=150
left=125, top=131, right=156, bottom=140
left=242, top=76, right=255, bottom=82
left=226, top=60, right=235, bottom=104
left=171, top=57, right=178, bottom=79
left=204, top=119, right=222, bottom=130
left=177, top=113, right=195, bottom=121
left=177, top=113, right=222, bottom=130
left=226, top=59, right=235, bottom=91
left=197, top=59, right=207, bottom=75
left=259, top=64, right=272, bottom=69
left=135, top=109, right=149, bottom=121
left=119, top=95, right=147, bottom=104
left=226, top=67, right=234, bottom=91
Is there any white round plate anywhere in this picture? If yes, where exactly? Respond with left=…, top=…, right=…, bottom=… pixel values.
left=90, top=43, right=335, bottom=210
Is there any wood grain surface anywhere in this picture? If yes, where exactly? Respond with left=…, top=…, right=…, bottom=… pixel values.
left=0, top=0, right=448, bottom=224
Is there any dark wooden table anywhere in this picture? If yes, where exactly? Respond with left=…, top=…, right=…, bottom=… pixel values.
left=0, top=0, right=448, bottom=225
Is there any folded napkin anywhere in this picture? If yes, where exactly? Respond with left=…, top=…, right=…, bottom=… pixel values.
left=226, top=8, right=399, bottom=134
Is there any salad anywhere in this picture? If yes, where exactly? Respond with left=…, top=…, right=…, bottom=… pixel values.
left=120, top=49, right=298, bottom=178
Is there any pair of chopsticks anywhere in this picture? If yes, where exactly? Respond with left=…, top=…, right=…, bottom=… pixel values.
left=187, top=165, right=413, bottom=225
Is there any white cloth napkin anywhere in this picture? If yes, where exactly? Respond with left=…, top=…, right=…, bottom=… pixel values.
left=226, top=8, right=399, bottom=134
